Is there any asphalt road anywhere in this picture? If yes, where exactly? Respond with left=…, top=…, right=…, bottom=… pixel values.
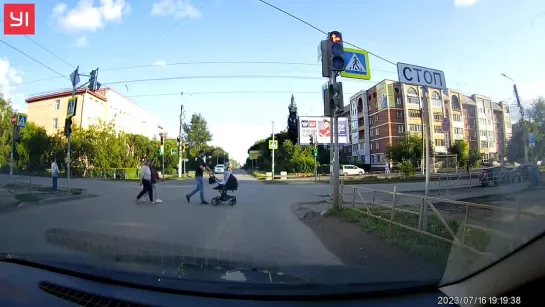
left=0, top=170, right=342, bottom=269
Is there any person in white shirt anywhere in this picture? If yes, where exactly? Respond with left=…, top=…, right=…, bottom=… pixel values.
left=136, top=159, right=154, bottom=203
left=218, top=162, right=233, bottom=187
left=51, top=158, right=59, bottom=191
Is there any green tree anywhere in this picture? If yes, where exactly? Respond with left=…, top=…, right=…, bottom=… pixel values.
left=469, top=148, right=481, bottom=167
left=385, top=134, right=423, bottom=165
left=287, top=94, right=298, bottom=145
left=183, top=113, right=212, bottom=157
left=15, top=122, right=52, bottom=171
left=450, top=139, right=469, bottom=167
left=0, top=96, right=14, bottom=167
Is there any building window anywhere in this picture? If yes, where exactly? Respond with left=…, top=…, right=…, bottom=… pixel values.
left=54, top=100, right=60, bottom=110
left=375, top=128, right=379, bottom=136
left=376, top=142, right=380, bottom=149
left=454, top=127, right=464, bottom=134
left=487, top=119, right=492, bottom=126
left=370, top=143, right=373, bottom=150
left=409, top=109, right=420, bottom=118
left=434, top=126, right=443, bottom=133
left=481, top=141, right=488, bottom=148
left=451, top=95, right=460, bottom=110
left=432, top=92, right=442, bottom=107
left=374, top=114, right=379, bottom=123
left=409, top=124, right=422, bottom=132
left=396, top=110, right=403, bottom=119
left=453, top=114, right=461, bottom=122
left=407, top=88, right=419, bottom=104
left=433, top=113, right=443, bottom=121
left=435, top=139, right=445, bottom=147
left=480, top=130, right=487, bottom=136
left=480, top=118, right=486, bottom=125
left=52, top=118, right=58, bottom=130
left=398, top=125, right=404, bottom=133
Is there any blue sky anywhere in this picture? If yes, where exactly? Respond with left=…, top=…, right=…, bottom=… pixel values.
left=2, top=0, right=545, bottom=163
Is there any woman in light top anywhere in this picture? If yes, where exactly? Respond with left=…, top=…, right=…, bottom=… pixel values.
left=136, top=159, right=154, bottom=203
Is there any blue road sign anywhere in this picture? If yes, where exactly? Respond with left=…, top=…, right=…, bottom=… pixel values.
left=17, top=113, right=27, bottom=128
left=341, top=48, right=371, bottom=80
left=529, top=132, right=536, bottom=147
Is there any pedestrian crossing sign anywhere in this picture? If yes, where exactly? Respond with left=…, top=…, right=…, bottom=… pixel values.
left=67, top=96, right=78, bottom=118
left=17, top=113, right=27, bottom=128
left=269, top=140, right=278, bottom=150
left=341, top=48, right=371, bottom=80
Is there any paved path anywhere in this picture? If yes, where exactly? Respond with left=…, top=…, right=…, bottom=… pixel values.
left=0, top=170, right=341, bottom=269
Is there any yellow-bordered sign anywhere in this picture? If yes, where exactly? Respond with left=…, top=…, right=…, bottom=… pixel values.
left=67, top=96, right=78, bottom=118
left=341, top=48, right=371, bottom=80
left=269, top=140, right=278, bottom=150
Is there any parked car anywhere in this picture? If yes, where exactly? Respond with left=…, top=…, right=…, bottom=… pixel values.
left=214, top=164, right=225, bottom=174
left=340, top=164, right=365, bottom=176
left=479, top=166, right=524, bottom=187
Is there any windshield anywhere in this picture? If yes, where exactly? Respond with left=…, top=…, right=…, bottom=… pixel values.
left=0, top=0, right=544, bottom=297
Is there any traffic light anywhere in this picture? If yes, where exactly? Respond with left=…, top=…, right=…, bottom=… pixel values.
left=14, top=126, right=21, bottom=142
left=328, top=82, right=344, bottom=114
left=88, top=68, right=101, bottom=91
left=160, top=134, right=165, bottom=145
left=309, top=134, right=314, bottom=146
left=328, top=31, right=345, bottom=73
left=64, top=117, right=72, bottom=136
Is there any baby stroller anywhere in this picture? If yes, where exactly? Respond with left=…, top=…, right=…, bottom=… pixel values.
left=208, top=173, right=238, bottom=206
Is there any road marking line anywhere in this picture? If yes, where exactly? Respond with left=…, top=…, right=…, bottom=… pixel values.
left=92, top=221, right=151, bottom=228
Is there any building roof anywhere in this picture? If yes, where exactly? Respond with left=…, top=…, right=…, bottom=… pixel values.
left=460, top=93, right=476, bottom=105
left=26, top=88, right=107, bottom=103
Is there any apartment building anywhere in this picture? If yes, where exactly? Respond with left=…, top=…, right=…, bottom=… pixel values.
left=26, top=87, right=163, bottom=140
left=348, top=90, right=370, bottom=163
left=344, top=79, right=512, bottom=168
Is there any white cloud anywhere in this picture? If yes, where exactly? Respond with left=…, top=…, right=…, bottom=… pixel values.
left=152, top=60, right=168, bottom=67
left=0, top=57, right=24, bottom=101
left=151, top=0, right=201, bottom=19
left=454, top=0, right=479, bottom=7
left=52, top=0, right=130, bottom=32
left=74, top=36, right=88, bottom=47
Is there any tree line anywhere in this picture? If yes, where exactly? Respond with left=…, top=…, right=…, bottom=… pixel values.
left=0, top=96, right=232, bottom=177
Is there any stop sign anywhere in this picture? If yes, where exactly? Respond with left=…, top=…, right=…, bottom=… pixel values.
left=11, top=114, right=17, bottom=126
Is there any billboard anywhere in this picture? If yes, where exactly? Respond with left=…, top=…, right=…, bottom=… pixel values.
left=299, top=116, right=348, bottom=145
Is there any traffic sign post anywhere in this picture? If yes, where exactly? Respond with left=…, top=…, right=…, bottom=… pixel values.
left=529, top=132, right=536, bottom=148
left=270, top=122, right=276, bottom=180
left=397, top=62, right=447, bottom=231
left=341, top=48, right=371, bottom=80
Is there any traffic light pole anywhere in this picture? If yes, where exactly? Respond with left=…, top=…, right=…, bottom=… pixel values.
left=178, top=97, right=184, bottom=178
left=66, top=88, right=76, bottom=192
left=271, top=121, right=275, bottom=180
left=330, top=75, right=341, bottom=210
left=9, top=125, right=15, bottom=176
left=314, top=134, right=318, bottom=182
left=421, top=86, right=431, bottom=231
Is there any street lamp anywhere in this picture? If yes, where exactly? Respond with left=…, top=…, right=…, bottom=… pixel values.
left=501, top=73, right=527, bottom=163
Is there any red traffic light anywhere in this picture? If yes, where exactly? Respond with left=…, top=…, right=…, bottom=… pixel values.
left=329, top=31, right=342, bottom=43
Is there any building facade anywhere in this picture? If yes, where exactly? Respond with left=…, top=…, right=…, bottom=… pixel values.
left=344, top=79, right=512, bottom=169
left=26, top=87, right=163, bottom=140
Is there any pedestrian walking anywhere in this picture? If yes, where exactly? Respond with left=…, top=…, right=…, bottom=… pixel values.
left=149, top=160, right=163, bottom=203
left=136, top=159, right=155, bottom=204
left=384, top=161, right=390, bottom=176
left=186, top=149, right=213, bottom=204
left=51, top=157, right=59, bottom=191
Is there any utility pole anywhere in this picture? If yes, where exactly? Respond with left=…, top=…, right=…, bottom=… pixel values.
left=178, top=93, right=184, bottom=178
left=9, top=115, right=16, bottom=176
left=502, top=74, right=527, bottom=164
left=314, top=133, right=318, bottom=181
left=321, top=30, right=345, bottom=208
left=271, top=121, right=275, bottom=180
left=421, top=86, right=431, bottom=231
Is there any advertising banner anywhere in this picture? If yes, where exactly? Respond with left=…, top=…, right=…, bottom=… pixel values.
left=299, top=116, right=348, bottom=145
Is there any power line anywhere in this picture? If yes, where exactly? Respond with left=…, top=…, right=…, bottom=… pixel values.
left=256, top=0, right=397, bottom=66
left=0, top=38, right=70, bottom=81
left=0, top=19, right=74, bottom=69
left=124, top=90, right=359, bottom=98
left=117, top=0, right=218, bottom=67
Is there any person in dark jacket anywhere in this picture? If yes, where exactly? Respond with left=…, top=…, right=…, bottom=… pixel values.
left=149, top=160, right=163, bottom=203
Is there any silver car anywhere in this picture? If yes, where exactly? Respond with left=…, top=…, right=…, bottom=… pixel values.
left=214, top=164, right=225, bottom=174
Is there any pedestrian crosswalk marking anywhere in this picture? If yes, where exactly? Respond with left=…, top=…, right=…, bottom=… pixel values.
left=345, top=53, right=366, bottom=73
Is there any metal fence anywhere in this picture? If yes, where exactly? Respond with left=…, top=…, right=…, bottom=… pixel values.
left=339, top=183, right=545, bottom=259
